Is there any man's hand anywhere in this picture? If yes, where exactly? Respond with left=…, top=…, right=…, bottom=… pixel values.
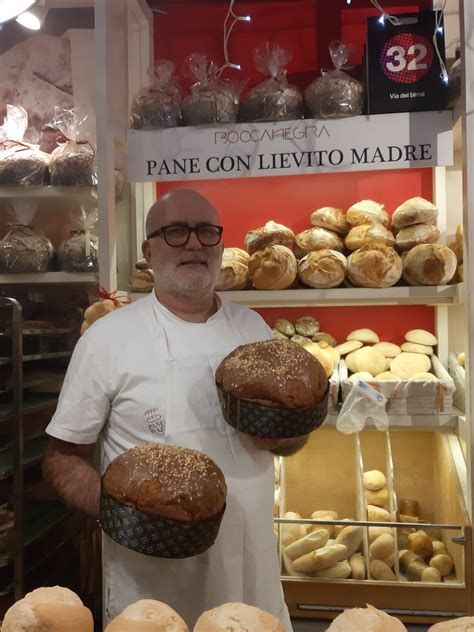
left=251, top=434, right=309, bottom=457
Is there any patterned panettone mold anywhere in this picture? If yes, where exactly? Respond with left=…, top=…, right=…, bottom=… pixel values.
left=217, top=386, right=329, bottom=438
left=100, top=490, right=225, bottom=558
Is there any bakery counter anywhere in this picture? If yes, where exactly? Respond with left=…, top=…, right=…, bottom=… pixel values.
left=275, top=428, right=471, bottom=623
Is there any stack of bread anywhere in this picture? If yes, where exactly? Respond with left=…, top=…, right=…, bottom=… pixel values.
left=337, top=328, right=439, bottom=382
left=280, top=509, right=364, bottom=580
left=448, top=223, right=464, bottom=283
left=245, top=221, right=298, bottom=289
left=363, top=470, right=397, bottom=582
left=129, top=258, right=154, bottom=293
left=391, top=197, right=457, bottom=286
left=448, top=350, right=466, bottom=412
left=271, top=316, right=338, bottom=378
left=216, top=247, right=250, bottom=291
left=396, top=498, right=457, bottom=584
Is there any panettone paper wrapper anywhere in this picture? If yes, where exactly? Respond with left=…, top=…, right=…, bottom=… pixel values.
left=100, top=489, right=225, bottom=558
left=217, top=386, right=329, bottom=438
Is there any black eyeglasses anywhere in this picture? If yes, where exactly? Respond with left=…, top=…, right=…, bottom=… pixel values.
left=147, top=223, right=224, bottom=247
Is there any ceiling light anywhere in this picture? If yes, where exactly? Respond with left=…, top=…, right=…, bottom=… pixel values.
left=0, top=0, right=36, bottom=24
left=16, top=6, right=48, bottom=29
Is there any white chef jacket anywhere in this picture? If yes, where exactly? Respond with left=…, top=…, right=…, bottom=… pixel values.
left=46, top=293, right=292, bottom=631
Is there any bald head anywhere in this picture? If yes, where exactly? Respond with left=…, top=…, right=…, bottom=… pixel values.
left=146, top=188, right=220, bottom=238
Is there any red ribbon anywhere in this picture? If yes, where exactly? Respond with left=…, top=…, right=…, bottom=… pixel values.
left=96, top=286, right=130, bottom=307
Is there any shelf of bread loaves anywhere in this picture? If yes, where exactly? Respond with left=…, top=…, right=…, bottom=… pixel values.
left=214, top=198, right=464, bottom=307
left=0, top=186, right=97, bottom=200
left=275, top=427, right=469, bottom=612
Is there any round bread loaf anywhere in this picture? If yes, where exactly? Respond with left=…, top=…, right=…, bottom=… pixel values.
left=326, top=604, right=407, bottom=631
left=347, top=244, right=402, bottom=288
left=1, top=587, right=93, bottom=632
left=248, top=245, right=297, bottom=290
left=216, top=260, right=249, bottom=291
left=353, top=346, right=386, bottom=376
left=390, top=352, right=431, bottom=380
left=194, top=603, right=285, bottom=632
left=375, top=371, right=400, bottom=381
left=346, top=200, right=388, bottom=227
left=295, top=316, right=320, bottom=337
left=272, top=329, right=288, bottom=341
left=274, top=318, right=295, bottom=337
left=105, top=600, right=188, bottom=632
left=336, top=340, right=363, bottom=356
left=402, top=244, right=457, bottom=286
left=347, top=329, right=379, bottom=344
left=427, top=616, right=474, bottom=631
left=294, top=227, right=344, bottom=256
left=345, top=223, right=395, bottom=251
left=102, top=444, right=227, bottom=522
left=298, top=250, right=347, bottom=288
left=395, top=223, right=440, bottom=252
left=245, top=221, right=295, bottom=255
left=215, top=340, right=328, bottom=408
left=392, top=197, right=438, bottom=230
left=310, top=207, right=350, bottom=235
left=222, top=247, right=250, bottom=265
left=373, top=342, right=401, bottom=358
left=405, top=329, right=438, bottom=346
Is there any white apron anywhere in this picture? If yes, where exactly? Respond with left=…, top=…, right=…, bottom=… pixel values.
left=102, top=299, right=292, bottom=631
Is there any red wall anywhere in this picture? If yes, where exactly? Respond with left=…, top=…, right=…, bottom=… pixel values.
left=152, top=0, right=436, bottom=341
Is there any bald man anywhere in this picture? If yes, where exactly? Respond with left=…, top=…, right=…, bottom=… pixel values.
left=43, top=189, right=296, bottom=630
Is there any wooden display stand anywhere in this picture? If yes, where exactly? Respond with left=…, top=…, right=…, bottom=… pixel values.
left=279, top=428, right=471, bottom=624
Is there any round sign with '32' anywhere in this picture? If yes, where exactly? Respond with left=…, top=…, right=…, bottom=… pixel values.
left=380, top=33, right=434, bottom=83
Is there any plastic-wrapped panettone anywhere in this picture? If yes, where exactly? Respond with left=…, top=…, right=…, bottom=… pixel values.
left=0, top=200, right=53, bottom=273
left=130, top=60, right=182, bottom=129
left=58, top=206, right=99, bottom=272
left=49, top=108, right=97, bottom=186
left=240, top=42, right=303, bottom=123
left=182, top=54, right=240, bottom=126
left=305, top=41, right=364, bottom=119
left=0, top=105, right=49, bottom=186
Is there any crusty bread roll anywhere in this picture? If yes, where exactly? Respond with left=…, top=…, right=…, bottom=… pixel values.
left=295, top=227, right=344, bottom=257
left=106, top=600, right=189, bottom=631
left=295, top=316, right=320, bottom=337
left=348, top=371, right=373, bottom=382
left=310, top=207, right=349, bottom=235
left=335, top=340, right=363, bottom=356
left=346, top=200, right=388, bottom=227
left=375, top=371, right=400, bottom=381
left=222, top=247, right=250, bottom=265
left=402, top=244, right=457, bottom=286
left=428, top=617, right=474, bottom=631
left=390, top=352, right=431, bottom=379
left=304, top=343, right=335, bottom=377
left=248, top=245, right=297, bottom=289
left=392, top=197, right=438, bottom=229
left=245, top=221, right=295, bottom=255
left=395, top=223, right=440, bottom=252
left=274, top=318, right=295, bottom=337
left=345, top=223, right=395, bottom=251
left=1, top=586, right=93, bottom=632
left=193, top=603, right=285, bottom=632
left=298, top=250, right=347, bottom=288
left=313, top=332, right=337, bottom=347
left=347, top=244, right=402, bottom=288
left=363, top=470, right=386, bottom=491
left=326, top=604, right=407, bottom=631
left=347, top=328, right=379, bottom=344
left=129, top=269, right=154, bottom=292
left=216, top=260, right=250, bottom=291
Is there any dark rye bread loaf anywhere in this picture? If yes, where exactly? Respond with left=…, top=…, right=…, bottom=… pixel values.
left=102, top=444, right=227, bottom=522
left=215, top=339, right=328, bottom=409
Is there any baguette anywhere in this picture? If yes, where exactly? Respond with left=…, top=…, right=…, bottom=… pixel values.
left=349, top=553, right=366, bottom=579
left=334, top=526, right=363, bottom=558
left=369, top=533, right=395, bottom=560
left=370, top=559, right=396, bottom=581
left=285, top=529, right=329, bottom=561
left=313, top=561, right=352, bottom=579
left=293, top=544, right=348, bottom=574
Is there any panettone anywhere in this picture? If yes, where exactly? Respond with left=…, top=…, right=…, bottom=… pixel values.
left=100, top=444, right=227, bottom=558
left=215, top=340, right=327, bottom=409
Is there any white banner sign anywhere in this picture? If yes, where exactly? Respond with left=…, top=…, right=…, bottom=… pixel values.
left=126, top=110, right=453, bottom=182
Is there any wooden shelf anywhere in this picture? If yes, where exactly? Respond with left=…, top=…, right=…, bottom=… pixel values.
left=0, top=187, right=96, bottom=200
left=0, top=272, right=98, bottom=285
left=217, top=285, right=459, bottom=308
